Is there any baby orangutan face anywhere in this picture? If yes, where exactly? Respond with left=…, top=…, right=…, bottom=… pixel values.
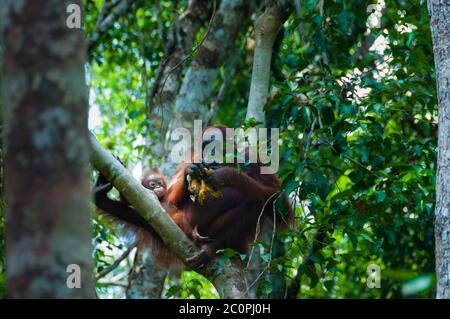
left=142, top=174, right=167, bottom=199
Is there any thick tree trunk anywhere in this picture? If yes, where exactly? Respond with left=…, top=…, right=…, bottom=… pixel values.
left=130, top=1, right=213, bottom=299
left=428, top=0, right=450, bottom=299
left=246, top=0, right=291, bottom=124
left=144, top=0, right=212, bottom=173
left=137, top=0, right=251, bottom=295
left=161, top=0, right=249, bottom=176
left=2, top=0, right=93, bottom=298
left=90, top=135, right=248, bottom=298
left=126, top=247, right=166, bottom=298
left=244, top=0, right=291, bottom=298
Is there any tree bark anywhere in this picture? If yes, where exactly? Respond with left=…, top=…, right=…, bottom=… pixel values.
left=144, top=0, right=212, bottom=173
left=129, top=1, right=213, bottom=299
left=428, top=0, right=450, bottom=299
left=243, top=0, right=291, bottom=298
left=161, top=0, right=249, bottom=176
left=246, top=0, right=291, bottom=124
left=126, top=247, right=167, bottom=298
left=90, top=134, right=248, bottom=298
left=2, top=0, right=93, bottom=298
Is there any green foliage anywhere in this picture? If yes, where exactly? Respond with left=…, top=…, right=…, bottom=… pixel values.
left=266, top=0, right=436, bottom=298
left=84, top=0, right=437, bottom=299
left=165, top=272, right=219, bottom=299
left=215, top=248, right=247, bottom=266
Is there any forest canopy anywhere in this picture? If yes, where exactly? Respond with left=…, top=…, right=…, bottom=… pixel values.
left=0, top=0, right=447, bottom=300
left=86, top=0, right=437, bottom=298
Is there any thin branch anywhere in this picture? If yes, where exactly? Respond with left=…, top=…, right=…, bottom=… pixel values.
left=90, top=133, right=249, bottom=298
left=156, top=0, right=218, bottom=111
left=87, top=0, right=137, bottom=55
left=246, top=191, right=282, bottom=269
left=146, top=0, right=213, bottom=116
left=95, top=0, right=121, bottom=33
left=95, top=244, right=136, bottom=280
left=97, top=280, right=129, bottom=288
left=246, top=194, right=280, bottom=293
left=92, top=182, right=112, bottom=194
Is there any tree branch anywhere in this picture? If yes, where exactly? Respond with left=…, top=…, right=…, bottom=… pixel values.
left=90, top=133, right=196, bottom=260
left=87, top=0, right=136, bottom=55
left=148, top=0, right=213, bottom=113
left=95, top=244, right=135, bottom=280
left=246, top=0, right=291, bottom=124
left=161, top=0, right=251, bottom=176
left=142, top=0, right=213, bottom=173
left=90, top=133, right=248, bottom=298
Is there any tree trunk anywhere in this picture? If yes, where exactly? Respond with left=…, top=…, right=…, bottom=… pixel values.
left=130, top=1, right=213, bottom=298
left=243, top=0, right=291, bottom=298
left=126, top=247, right=167, bottom=298
left=144, top=0, right=212, bottom=173
left=161, top=0, right=249, bottom=176
left=2, top=0, right=93, bottom=298
left=246, top=0, right=291, bottom=124
left=428, top=0, right=450, bottom=299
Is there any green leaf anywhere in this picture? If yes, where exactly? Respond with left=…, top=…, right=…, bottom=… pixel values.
left=306, top=0, right=319, bottom=12
left=361, top=233, right=375, bottom=243
left=189, top=279, right=203, bottom=288
left=282, top=174, right=298, bottom=195
left=401, top=274, right=433, bottom=297
left=321, top=107, right=335, bottom=125
left=188, top=286, right=201, bottom=299
left=300, top=263, right=319, bottom=288
left=309, top=252, right=324, bottom=265
left=165, top=285, right=182, bottom=298
left=375, top=191, right=386, bottom=203
left=324, top=280, right=334, bottom=291
left=346, top=231, right=358, bottom=249
left=374, top=238, right=384, bottom=252
left=128, top=109, right=139, bottom=119
left=259, top=280, right=273, bottom=295
left=406, top=32, right=416, bottom=46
